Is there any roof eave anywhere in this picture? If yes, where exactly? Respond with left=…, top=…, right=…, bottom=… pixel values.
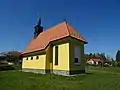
left=84, top=41, right=88, bottom=44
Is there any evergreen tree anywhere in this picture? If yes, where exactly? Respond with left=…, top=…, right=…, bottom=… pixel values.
left=116, top=50, right=120, bottom=62
left=106, top=55, right=112, bottom=61
left=100, top=52, right=106, bottom=62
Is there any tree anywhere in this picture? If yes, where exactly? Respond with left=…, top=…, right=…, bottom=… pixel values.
left=84, top=54, right=89, bottom=62
left=89, top=53, right=93, bottom=59
left=111, top=58, right=116, bottom=67
left=116, top=50, right=120, bottom=67
left=89, top=53, right=92, bottom=56
left=99, top=53, right=106, bottom=62
left=93, top=53, right=96, bottom=58
left=116, top=50, right=120, bottom=62
left=106, top=55, right=112, bottom=62
left=0, top=51, right=22, bottom=65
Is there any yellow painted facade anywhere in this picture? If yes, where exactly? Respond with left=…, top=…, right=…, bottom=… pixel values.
left=22, top=37, right=85, bottom=75
left=45, top=45, right=53, bottom=70
left=22, top=54, right=46, bottom=69
left=53, top=43, right=70, bottom=70
left=69, top=37, right=85, bottom=71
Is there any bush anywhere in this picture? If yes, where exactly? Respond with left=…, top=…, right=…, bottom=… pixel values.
left=12, top=64, right=22, bottom=70
left=0, top=65, right=15, bottom=71
left=0, top=64, right=21, bottom=71
left=116, top=62, right=120, bottom=67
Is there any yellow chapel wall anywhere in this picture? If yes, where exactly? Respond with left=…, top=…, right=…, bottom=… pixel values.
left=22, top=54, right=46, bottom=69
left=69, top=38, right=85, bottom=71
left=45, top=44, right=53, bottom=70
left=22, top=37, right=85, bottom=71
left=53, top=43, right=70, bottom=71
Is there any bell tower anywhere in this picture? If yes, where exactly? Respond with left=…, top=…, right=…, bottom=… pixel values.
left=34, top=16, right=43, bottom=38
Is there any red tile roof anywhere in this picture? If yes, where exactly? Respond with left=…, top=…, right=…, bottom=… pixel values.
left=8, top=51, right=21, bottom=56
left=22, top=21, right=87, bottom=54
left=89, top=58, right=102, bottom=62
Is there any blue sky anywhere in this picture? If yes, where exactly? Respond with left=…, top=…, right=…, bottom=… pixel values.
left=0, top=0, right=120, bottom=59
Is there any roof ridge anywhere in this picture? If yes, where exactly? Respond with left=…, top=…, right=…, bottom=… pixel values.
left=65, top=22, right=81, bottom=37
left=39, top=21, right=68, bottom=35
left=66, top=24, right=88, bottom=43
left=64, top=21, right=70, bottom=35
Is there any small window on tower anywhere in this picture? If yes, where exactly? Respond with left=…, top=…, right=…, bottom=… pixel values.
left=36, top=56, right=39, bottom=60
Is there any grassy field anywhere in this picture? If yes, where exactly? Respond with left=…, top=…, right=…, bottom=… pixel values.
left=0, top=67, right=120, bottom=90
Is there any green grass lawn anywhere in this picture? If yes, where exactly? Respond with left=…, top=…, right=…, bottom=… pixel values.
left=0, top=67, right=120, bottom=90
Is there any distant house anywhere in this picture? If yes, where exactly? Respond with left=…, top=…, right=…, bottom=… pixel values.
left=7, top=51, right=22, bottom=63
left=8, top=51, right=21, bottom=56
left=87, top=58, right=102, bottom=65
left=103, top=60, right=112, bottom=66
left=21, top=18, right=88, bottom=76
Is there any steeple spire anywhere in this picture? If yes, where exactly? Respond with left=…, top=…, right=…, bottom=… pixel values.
left=34, top=14, right=43, bottom=38
left=37, top=14, right=41, bottom=26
